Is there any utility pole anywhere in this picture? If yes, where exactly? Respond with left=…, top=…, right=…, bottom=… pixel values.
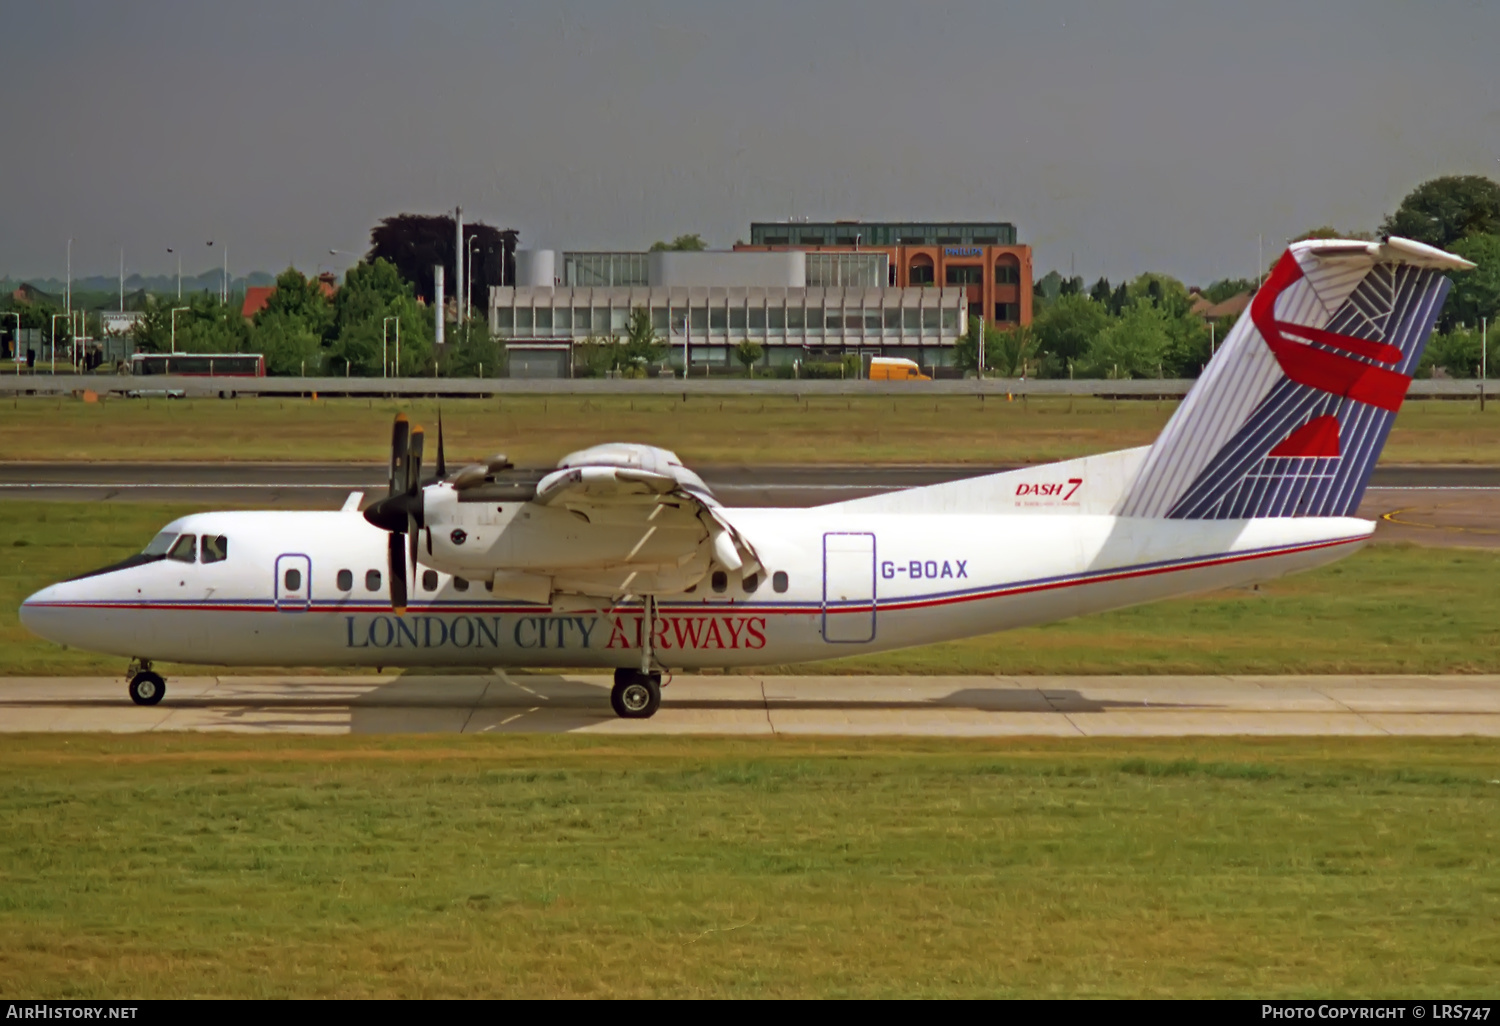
left=168, top=248, right=181, bottom=299
left=66, top=238, right=72, bottom=318
left=119, top=247, right=125, bottom=313
left=433, top=264, right=445, bottom=351
left=454, top=207, right=464, bottom=325
left=1483, top=316, right=1489, bottom=413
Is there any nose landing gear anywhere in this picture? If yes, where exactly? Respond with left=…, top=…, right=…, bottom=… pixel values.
left=126, top=659, right=166, bottom=706
left=611, top=667, right=661, bottom=719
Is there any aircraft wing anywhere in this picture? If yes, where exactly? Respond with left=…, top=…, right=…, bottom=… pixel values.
left=532, top=448, right=762, bottom=576
left=426, top=442, right=761, bottom=603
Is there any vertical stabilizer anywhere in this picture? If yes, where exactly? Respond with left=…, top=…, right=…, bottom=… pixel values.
left=1119, top=237, right=1472, bottom=520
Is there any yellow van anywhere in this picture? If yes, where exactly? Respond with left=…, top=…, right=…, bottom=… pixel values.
left=868, top=357, right=931, bottom=381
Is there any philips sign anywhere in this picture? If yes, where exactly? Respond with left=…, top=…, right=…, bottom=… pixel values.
left=944, top=247, right=983, bottom=257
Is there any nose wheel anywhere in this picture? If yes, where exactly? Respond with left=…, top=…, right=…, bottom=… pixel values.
left=127, top=660, right=166, bottom=706
left=611, top=668, right=661, bottom=719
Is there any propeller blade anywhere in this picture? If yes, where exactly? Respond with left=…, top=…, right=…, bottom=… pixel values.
left=435, top=410, right=447, bottom=480
left=389, top=414, right=410, bottom=498
left=388, top=531, right=408, bottom=614
left=409, top=513, right=420, bottom=587
left=406, top=426, right=425, bottom=498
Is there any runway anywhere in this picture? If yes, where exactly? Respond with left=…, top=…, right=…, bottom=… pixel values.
left=4, top=674, right=1498, bottom=736
left=2, top=460, right=1499, bottom=501
left=4, top=462, right=1499, bottom=545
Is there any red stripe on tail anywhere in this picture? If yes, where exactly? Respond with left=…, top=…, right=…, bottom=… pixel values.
left=1251, top=253, right=1412, bottom=412
left=1268, top=415, right=1341, bottom=457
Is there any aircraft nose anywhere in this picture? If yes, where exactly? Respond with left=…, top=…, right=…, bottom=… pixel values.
left=19, top=582, right=78, bottom=645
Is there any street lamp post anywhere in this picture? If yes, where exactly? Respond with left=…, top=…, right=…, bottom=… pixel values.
left=383, top=316, right=400, bottom=378
left=466, top=239, right=482, bottom=331
left=206, top=241, right=228, bottom=304
left=170, top=307, right=190, bottom=355
left=167, top=248, right=182, bottom=299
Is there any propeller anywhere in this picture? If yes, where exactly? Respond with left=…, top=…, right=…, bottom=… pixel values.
left=364, top=413, right=427, bottom=614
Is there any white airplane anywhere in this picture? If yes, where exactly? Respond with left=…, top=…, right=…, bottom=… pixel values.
left=21, top=237, right=1473, bottom=719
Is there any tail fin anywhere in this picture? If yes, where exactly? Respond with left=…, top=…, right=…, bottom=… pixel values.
left=1119, top=237, right=1473, bottom=520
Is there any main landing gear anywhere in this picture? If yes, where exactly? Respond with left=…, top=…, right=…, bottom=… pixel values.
left=611, top=595, right=663, bottom=719
left=126, top=659, right=166, bottom=706
left=612, top=668, right=662, bottom=719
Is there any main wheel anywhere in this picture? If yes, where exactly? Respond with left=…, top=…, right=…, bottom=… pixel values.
left=610, top=671, right=661, bottom=719
left=128, top=671, right=166, bottom=706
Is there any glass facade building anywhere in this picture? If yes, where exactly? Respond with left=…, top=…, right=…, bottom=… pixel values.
left=561, top=252, right=651, bottom=287
left=490, top=285, right=968, bottom=367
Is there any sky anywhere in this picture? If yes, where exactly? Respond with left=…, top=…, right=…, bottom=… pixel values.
left=3, top=0, right=1498, bottom=286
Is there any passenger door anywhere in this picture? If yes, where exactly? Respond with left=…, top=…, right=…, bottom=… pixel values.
left=274, top=554, right=312, bottom=612
left=821, top=532, right=876, bottom=643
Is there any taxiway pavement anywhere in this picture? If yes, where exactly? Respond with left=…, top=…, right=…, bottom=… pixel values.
left=4, top=674, right=1498, bottom=737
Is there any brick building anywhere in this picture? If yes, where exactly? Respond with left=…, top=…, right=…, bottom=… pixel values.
left=735, top=221, right=1032, bottom=329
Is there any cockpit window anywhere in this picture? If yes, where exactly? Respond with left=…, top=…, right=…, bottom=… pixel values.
left=201, top=535, right=228, bottom=564
left=167, top=534, right=197, bottom=563
left=142, top=531, right=178, bottom=557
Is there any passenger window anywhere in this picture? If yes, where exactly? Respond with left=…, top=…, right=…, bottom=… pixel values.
left=743, top=573, right=759, bottom=593
left=773, top=571, right=789, bottom=593
left=201, top=535, right=228, bottom=564
left=336, top=569, right=353, bottom=591
left=423, top=569, right=438, bottom=592
left=167, top=534, right=197, bottom=563
left=365, top=570, right=382, bottom=592
left=454, top=577, right=469, bottom=592
left=284, top=567, right=302, bottom=592
left=711, top=571, right=728, bottom=593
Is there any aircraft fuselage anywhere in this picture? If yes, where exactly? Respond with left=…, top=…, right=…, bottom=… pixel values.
left=21, top=507, right=1371, bottom=670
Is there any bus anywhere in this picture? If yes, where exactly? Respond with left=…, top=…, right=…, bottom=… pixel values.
left=130, top=353, right=265, bottom=377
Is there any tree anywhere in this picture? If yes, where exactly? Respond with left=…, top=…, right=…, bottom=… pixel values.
left=1423, top=326, right=1484, bottom=378
left=574, top=333, right=625, bottom=377
left=648, top=234, right=707, bottom=252
left=1381, top=176, right=1500, bottom=249
left=136, top=292, right=248, bottom=355
left=734, top=339, right=763, bottom=376
left=620, top=306, right=666, bottom=369
left=368, top=213, right=518, bottom=313
left=441, top=315, right=503, bottom=378
left=1086, top=300, right=1170, bottom=378
left=1034, top=292, right=1108, bottom=364
left=327, top=258, right=434, bottom=376
left=1089, top=277, right=1112, bottom=305
left=992, top=324, right=1038, bottom=377
left=256, top=267, right=332, bottom=337
left=956, top=316, right=1031, bottom=375
left=1447, top=233, right=1500, bottom=330
left=253, top=314, right=324, bottom=376
left=1033, top=270, right=1064, bottom=303
left=1201, top=277, right=1256, bottom=304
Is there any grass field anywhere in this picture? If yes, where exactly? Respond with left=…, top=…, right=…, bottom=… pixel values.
left=4, top=502, right=1498, bottom=676
left=4, top=394, right=1500, bottom=464
left=1, top=734, right=1496, bottom=998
